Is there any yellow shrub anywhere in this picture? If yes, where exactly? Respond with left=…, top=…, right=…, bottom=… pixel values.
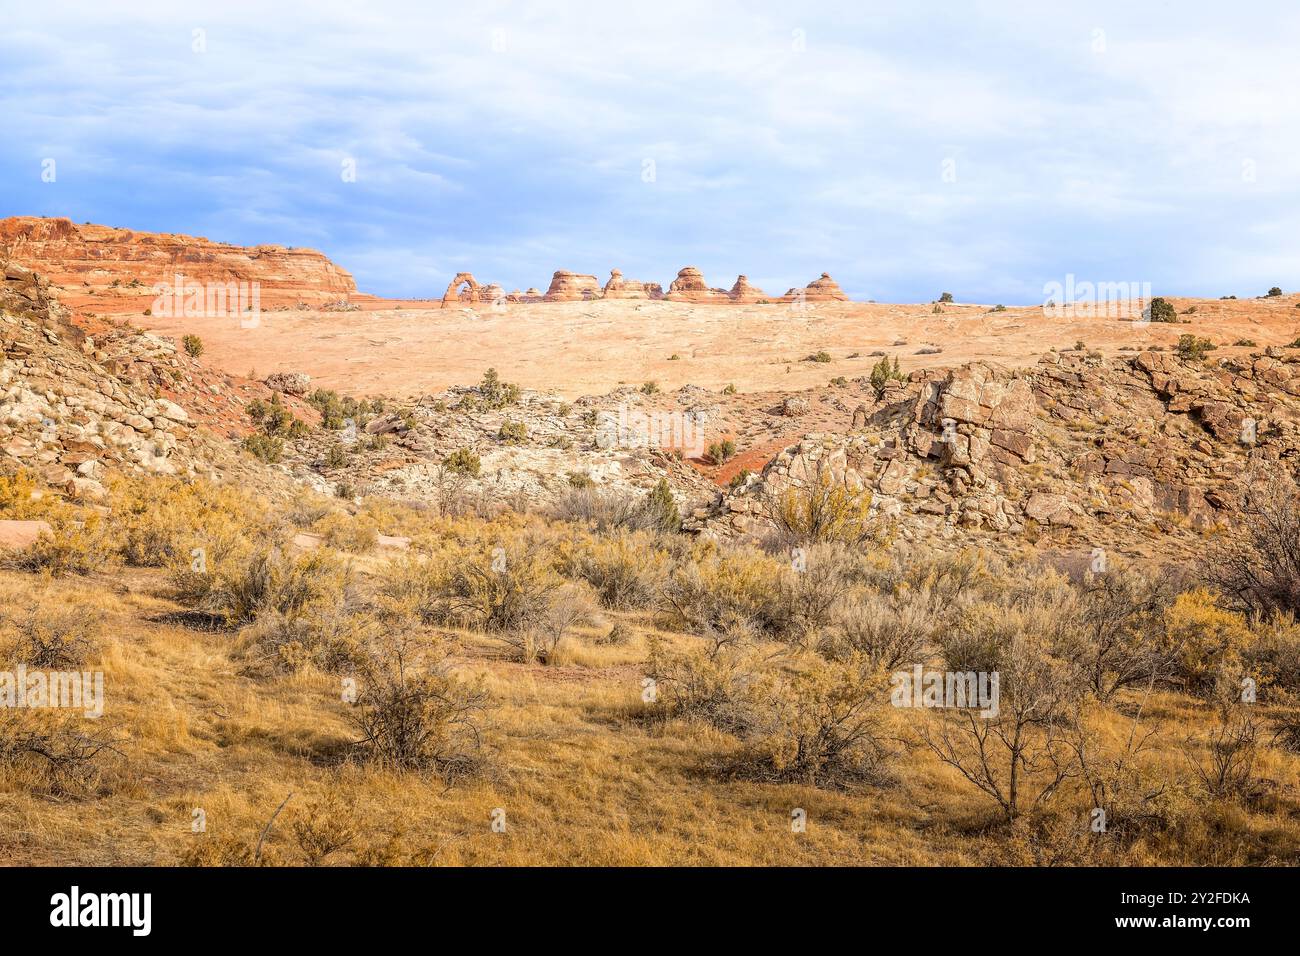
left=1164, top=589, right=1253, bottom=695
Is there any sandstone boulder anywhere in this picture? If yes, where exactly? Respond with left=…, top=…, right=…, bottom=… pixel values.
left=0, top=519, right=52, bottom=550
left=264, top=371, right=311, bottom=396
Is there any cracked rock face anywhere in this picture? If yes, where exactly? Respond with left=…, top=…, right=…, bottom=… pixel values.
left=692, top=348, right=1300, bottom=557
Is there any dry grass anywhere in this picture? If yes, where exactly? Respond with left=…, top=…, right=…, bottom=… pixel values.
left=3, top=475, right=1300, bottom=865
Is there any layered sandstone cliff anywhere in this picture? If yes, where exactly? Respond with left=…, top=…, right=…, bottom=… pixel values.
left=0, top=216, right=359, bottom=308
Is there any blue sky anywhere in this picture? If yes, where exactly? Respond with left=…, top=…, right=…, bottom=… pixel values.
left=2, top=0, right=1297, bottom=302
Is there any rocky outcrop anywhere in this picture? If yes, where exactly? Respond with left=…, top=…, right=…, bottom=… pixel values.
left=782, top=272, right=849, bottom=303
left=544, top=271, right=601, bottom=302
left=264, top=371, right=311, bottom=396
left=0, top=216, right=358, bottom=308
left=602, top=270, right=663, bottom=300
left=691, top=348, right=1300, bottom=554
left=729, top=275, right=768, bottom=302
left=665, top=266, right=727, bottom=302
left=1, top=261, right=309, bottom=500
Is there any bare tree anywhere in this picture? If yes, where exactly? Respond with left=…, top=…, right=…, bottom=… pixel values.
left=1204, top=472, right=1300, bottom=618
left=920, top=633, right=1082, bottom=822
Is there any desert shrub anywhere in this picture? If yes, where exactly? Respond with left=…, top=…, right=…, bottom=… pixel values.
left=477, top=368, right=520, bottom=409
left=1203, top=474, right=1300, bottom=618
left=640, top=380, right=659, bottom=395
left=1184, top=705, right=1263, bottom=801
left=347, top=635, right=489, bottom=780
left=111, top=476, right=274, bottom=568
left=1267, top=286, right=1283, bottom=297
left=191, top=547, right=353, bottom=628
left=643, top=479, right=680, bottom=533
left=497, top=420, right=527, bottom=444
left=438, top=538, right=563, bottom=632
left=242, top=602, right=375, bottom=674
left=922, top=614, right=1085, bottom=822
left=311, top=511, right=379, bottom=553
left=1062, top=566, right=1180, bottom=700
left=764, top=458, right=876, bottom=548
left=0, top=710, right=121, bottom=797
left=306, top=389, right=373, bottom=431
left=286, top=792, right=359, bottom=866
left=0, top=470, right=55, bottom=519
left=1243, top=616, right=1300, bottom=698
left=1162, top=589, right=1253, bottom=696
left=707, top=439, right=736, bottom=465
left=243, top=433, right=284, bottom=463
left=1, top=512, right=114, bottom=577
left=938, top=292, right=954, bottom=303
left=575, top=533, right=669, bottom=609
left=722, top=383, right=737, bottom=395
left=598, top=620, right=634, bottom=646
left=1069, top=702, right=1172, bottom=841
left=0, top=597, right=101, bottom=667
left=182, top=334, right=204, bottom=357
left=820, top=590, right=934, bottom=671
left=1146, top=297, right=1178, bottom=323
left=778, top=543, right=856, bottom=640
left=739, top=656, right=898, bottom=789
left=499, top=583, right=594, bottom=664
left=869, top=355, right=905, bottom=397
left=324, top=443, right=348, bottom=468
left=1176, top=333, right=1215, bottom=361
left=551, top=486, right=660, bottom=532
left=858, top=547, right=992, bottom=610
left=644, top=637, right=761, bottom=734
left=728, top=469, right=753, bottom=490
left=661, top=546, right=789, bottom=639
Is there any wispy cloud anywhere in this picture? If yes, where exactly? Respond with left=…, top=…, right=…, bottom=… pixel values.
left=2, top=0, right=1297, bottom=301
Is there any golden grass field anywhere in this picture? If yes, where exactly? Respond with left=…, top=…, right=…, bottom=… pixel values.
left=3, top=473, right=1299, bottom=867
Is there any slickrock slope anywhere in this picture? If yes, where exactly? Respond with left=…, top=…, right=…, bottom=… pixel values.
left=0, top=216, right=360, bottom=309
left=544, top=270, right=601, bottom=301
left=692, top=347, right=1300, bottom=559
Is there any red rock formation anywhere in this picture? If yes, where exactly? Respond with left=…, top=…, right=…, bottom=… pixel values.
left=728, top=275, right=768, bottom=302
left=0, top=216, right=359, bottom=309
left=440, top=272, right=480, bottom=308
left=782, top=272, right=849, bottom=303
left=665, top=266, right=727, bottom=302
left=602, top=269, right=663, bottom=300
left=544, top=270, right=601, bottom=302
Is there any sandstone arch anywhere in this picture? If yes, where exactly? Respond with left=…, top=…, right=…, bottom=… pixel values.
left=441, top=272, right=480, bottom=309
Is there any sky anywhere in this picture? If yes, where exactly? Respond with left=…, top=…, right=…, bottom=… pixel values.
left=1, top=0, right=1298, bottom=303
